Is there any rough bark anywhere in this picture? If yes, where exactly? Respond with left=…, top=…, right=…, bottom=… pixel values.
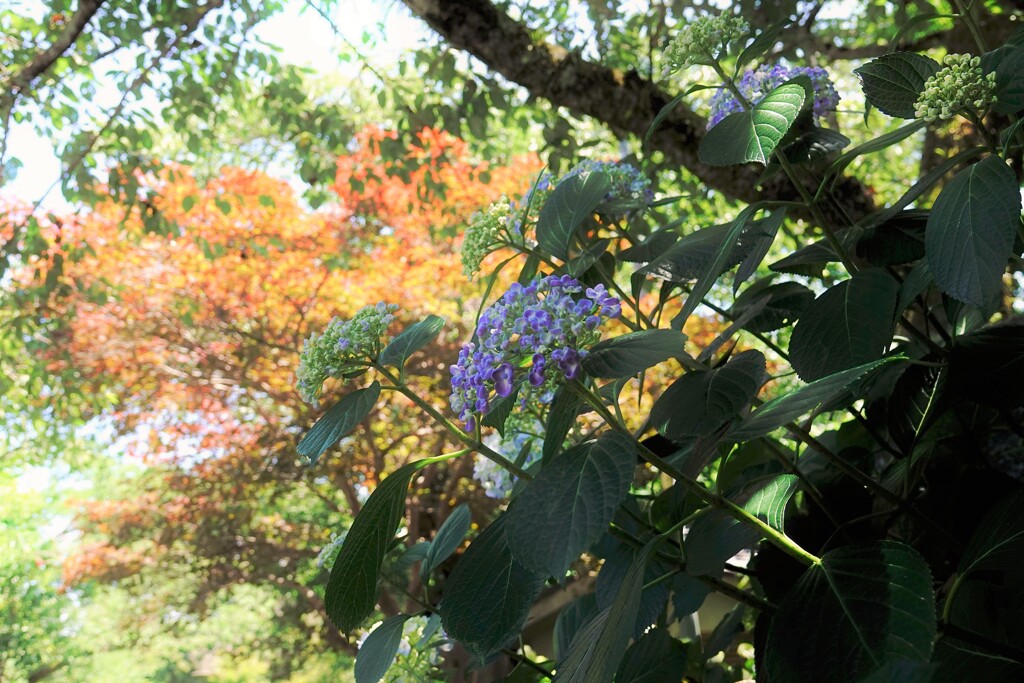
left=401, top=0, right=877, bottom=222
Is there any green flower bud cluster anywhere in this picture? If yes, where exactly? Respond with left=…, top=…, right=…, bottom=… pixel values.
left=462, top=195, right=513, bottom=278
left=296, top=302, right=398, bottom=404
left=663, top=13, right=749, bottom=73
left=914, top=54, right=996, bottom=122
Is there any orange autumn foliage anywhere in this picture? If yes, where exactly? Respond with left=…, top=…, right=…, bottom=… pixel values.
left=50, top=126, right=540, bottom=589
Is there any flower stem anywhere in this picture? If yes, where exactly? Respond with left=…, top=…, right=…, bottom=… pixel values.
left=373, top=363, right=533, bottom=480
left=569, top=380, right=821, bottom=567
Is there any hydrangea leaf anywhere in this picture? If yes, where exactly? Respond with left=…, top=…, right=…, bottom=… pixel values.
left=789, top=270, right=899, bottom=382
left=536, top=171, right=610, bottom=260
left=925, top=155, right=1022, bottom=307
left=698, top=82, right=807, bottom=166
left=379, top=315, right=445, bottom=370
left=582, top=329, right=687, bottom=378
left=506, top=432, right=636, bottom=577
left=854, top=52, right=941, bottom=118
left=554, top=593, right=600, bottom=659
left=764, top=541, right=936, bottom=681
left=992, top=45, right=1024, bottom=113
left=730, top=280, right=815, bottom=333
left=957, top=490, right=1024, bottom=579
left=439, top=515, right=545, bottom=658
left=685, top=475, right=798, bottom=577
left=326, top=462, right=418, bottom=632
left=542, top=386, right=583, bottom=463
left=614, top=628, right=688, bottom=683
left=297, top=381, right=381, bottom=466
left=729, top=358, right=898, bottom=441
left=554, top=541, right=653, bottom=683
left=651, top=350, right=765, bottom=439
left=354, top=614, right=413, bottom=683
left=420, top=503, right=472, bottom=583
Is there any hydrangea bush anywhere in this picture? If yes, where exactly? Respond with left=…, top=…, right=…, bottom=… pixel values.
left=292, top=11, right=1024, bottom=682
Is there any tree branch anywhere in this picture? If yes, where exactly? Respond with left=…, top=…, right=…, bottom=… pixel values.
left=400, top=0, right=875, bottom=220
left=2, top=0, right=106, bottom=98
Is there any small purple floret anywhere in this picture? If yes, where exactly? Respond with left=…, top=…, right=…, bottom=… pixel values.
left=448, top=274, right=620, bottom=427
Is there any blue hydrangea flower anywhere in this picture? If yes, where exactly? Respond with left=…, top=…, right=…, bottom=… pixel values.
left=475, top=420, right=544, bottom=498
left=449, top=275, right=620, bottom=429
left=708, top=64, right=840, bottom=129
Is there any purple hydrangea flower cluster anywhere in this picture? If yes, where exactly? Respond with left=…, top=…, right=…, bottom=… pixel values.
left=449, top=275, right=621, bottom=429
left=707, top=64, right=840, bottom=129
left=563, top=159, right=655, bottom=206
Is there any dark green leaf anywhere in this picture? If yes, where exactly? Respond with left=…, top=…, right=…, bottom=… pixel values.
left=672, top=572, right=711, bottom=619
left=390, top=541, right=430, bottom=576
left=828, top=120, right=926, bottom=180
left=730, top=358, right=898, bottom=441
left=506, top=433, right=635, bottom=577
left=778, top=126, right=851, bottom=165
left=886, top=364, right=945, bottom=454
left=297, top=382, right=381, bottom=465
left=379, top=315, right=445, bottom=369
left=568, top=237, right=610, bottom=277
left=326, top=462, right=418, bottom=632
left=673, top=205, right=763, bottom=329
left=735, top=18, right=792, bottom=69
left=420, top=503, right=472, bottom=583
left=440, top=515, right=545, bottom=658
left=699, top=82, right=807, bottom=165
left=764, top=541, right=936, bottom=681
left=595, top=540, right=671, bottom=639
left=554, top=542, right=653, bottom=683
left=855, top=210, right=927, bottom=266
left=990, top=45, right=1024, bottom=114
left=854, top=52, right=940, bottom=118
left=685, top=508, right=759, bottom=578
left=614, top=628, right=688, bottom=683
left=958, top=490, right=1024, bottom=578
left=543, top=386, right=582, bottom=463
left=617, top=227, right=679, bottom=264
left=730, top=280, right=815, bottom=333
left=582, top=329, right=686, bottom=378
left=482, top=382, right=521, bottom=436
left=686, top=475, right=797, bottom=577
left=926, top=155, right=1022, bottom=306
left=536, top=171, right=611, bottom=260
left=948, top=319, right=1024, bottom=409
left=768, top=240, right=837, bottom=277
left=895, top=261, right=933, bottom=317
left=651, top=350, right=765, bottom=439
left=703, top=605, right=747, bottom=661
left=733, top=209, right=787, bottom=292
left=355, top=614, right=412, bottom=683
left=554, top=593, right=599, bottom=659
left=638, top=224, right=746, bottom=282
left=790, top=270, right=899, bottom=382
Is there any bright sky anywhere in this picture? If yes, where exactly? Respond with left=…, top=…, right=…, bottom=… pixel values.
left=5, top=0, right=429, bottom=208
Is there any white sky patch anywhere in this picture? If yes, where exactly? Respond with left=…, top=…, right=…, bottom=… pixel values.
left=3, top=0, right=429, bottom=208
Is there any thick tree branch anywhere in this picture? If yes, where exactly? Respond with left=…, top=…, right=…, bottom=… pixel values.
left=400, top=0, right=875, bottom=220
left=2, top=0, right=105, bottom=98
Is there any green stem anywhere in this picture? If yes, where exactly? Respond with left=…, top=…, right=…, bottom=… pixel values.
left=609, top=523, right=776, bottom=613
left=373, top=363, right=533, bottom=480
left=941, top=572, right=964, bottom=623
left=571, top=381, right=821, bottom=567
left=951, top=0, right=989, bottom=53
